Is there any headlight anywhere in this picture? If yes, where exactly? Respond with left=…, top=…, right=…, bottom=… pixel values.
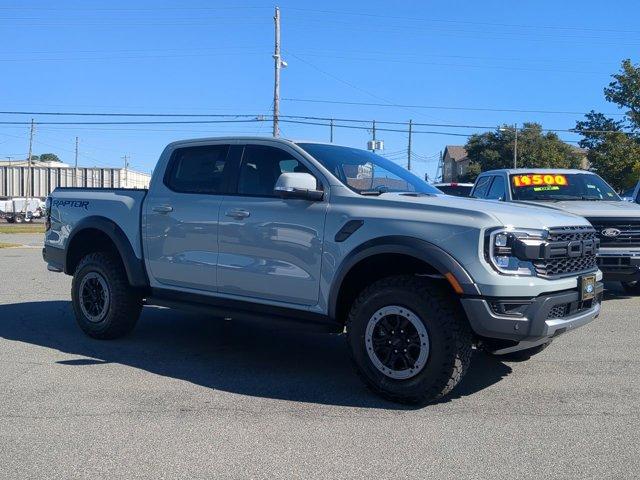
left=486, top=228, right=547, bottom=276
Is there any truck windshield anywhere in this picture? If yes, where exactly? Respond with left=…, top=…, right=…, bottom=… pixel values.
left=297, top=143, right=440, bottom=195
left=510, top=173, right=621, bottom=201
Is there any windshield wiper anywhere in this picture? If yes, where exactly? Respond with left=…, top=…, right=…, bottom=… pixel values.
left=359, top=186, right=389, bottom=196
left=524, top=195, right=581, bottom=201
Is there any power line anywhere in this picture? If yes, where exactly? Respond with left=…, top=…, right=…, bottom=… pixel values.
left=0, top=119, right=266, bottom=125
left=284, top=7, right=640, bottom=35
left=0, top=111, right=265, bottom=118
left=282, top=98, right=629, bottom=117
left=0, top=111, right=636, bottom=136
left=0, top=6, right=271, bottom=12
left=0, top=116, right=633, bottom=137
left=285, top=51, right=611, bottom=75
left=0, top=110, right=498, bottom=128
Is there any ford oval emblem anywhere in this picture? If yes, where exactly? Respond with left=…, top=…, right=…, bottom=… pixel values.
left=601, top=228, right=621, bottom=238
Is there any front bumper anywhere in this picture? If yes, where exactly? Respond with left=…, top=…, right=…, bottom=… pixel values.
left=597, top=250, right=640, bottom=283
left=461, top=282, right=603, bottom=354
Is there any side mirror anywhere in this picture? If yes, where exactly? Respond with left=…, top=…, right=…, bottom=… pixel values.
left=274, top=172, right=324, bottom=201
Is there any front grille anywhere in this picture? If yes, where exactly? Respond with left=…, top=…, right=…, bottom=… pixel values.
left=535, top=255, right=598, bottom=277
left=587, top=218, right=640, bottom=247
left=532, top=226, right=599, bottom=278
left=546, top=294, right=602, bottom=320
left=547, top=304, right=569, bottom=319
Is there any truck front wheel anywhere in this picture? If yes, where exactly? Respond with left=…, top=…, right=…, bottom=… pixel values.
left=346, top=275, right=473, bottom=405
left=71, top=252, right=142, bottom=339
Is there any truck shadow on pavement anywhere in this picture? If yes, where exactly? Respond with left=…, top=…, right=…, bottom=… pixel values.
left=0, top=301, right=512, bottom=409
left=603, top=282, right=633, bottom=302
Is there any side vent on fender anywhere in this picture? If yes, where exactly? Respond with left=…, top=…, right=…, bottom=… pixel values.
left=335, top=220, right=364, bottom=242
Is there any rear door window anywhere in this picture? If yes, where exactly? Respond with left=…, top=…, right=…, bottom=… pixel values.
left=165, top=144, right=231, bottom=194
left=472, top=176, right=492, bottom=198
left=486, top=176, right=506, bottom=200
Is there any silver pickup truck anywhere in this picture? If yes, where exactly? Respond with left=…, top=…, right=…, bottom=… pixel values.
left=471, top=169, right=640, bottom=294
left=43, top=138, right=603, bottom=404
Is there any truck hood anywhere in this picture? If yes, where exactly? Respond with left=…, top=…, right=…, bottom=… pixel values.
left=379, top=193, right=590, bottom=229
left=514, top=200, right=640, bottom=219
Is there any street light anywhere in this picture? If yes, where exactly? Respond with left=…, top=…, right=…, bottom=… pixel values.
left=499, top=124, right=518, bottom=169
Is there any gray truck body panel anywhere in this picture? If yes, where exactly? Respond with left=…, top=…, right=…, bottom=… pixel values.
left=44, top=138, right=604, bottom=350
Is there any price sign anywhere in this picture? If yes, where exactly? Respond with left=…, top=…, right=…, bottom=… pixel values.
left=512, top=174, right=568, bottom=188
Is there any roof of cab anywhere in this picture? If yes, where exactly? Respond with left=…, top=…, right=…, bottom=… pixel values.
left=164, top=136, right=337, bottom=149
left=165, top=136, right=297, bottom=148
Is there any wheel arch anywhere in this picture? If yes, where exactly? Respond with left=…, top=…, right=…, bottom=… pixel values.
left=65, top=216, right=148, bottom=288
left=328, top=236, right=479, bottom=323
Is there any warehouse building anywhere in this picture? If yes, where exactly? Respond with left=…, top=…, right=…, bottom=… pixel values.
left=0, top=160, right=151, bottom=198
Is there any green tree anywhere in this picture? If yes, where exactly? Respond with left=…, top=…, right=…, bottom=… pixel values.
left=464, top=122, right=582, bottom=180
left=604, top=59, right=640, bottom=131
left=37, top=153, right=61, bottom=163
left=575, top=59, right=640, bottom=191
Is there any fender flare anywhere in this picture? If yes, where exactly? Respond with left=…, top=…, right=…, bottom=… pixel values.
left=327, top=235, right=479, bottom=320
left=65, top=216, right=148, bottom=287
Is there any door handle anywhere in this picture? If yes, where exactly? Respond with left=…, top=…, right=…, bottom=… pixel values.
left=152, top=204, right=173, bottom=214
left=225, top=208, right=250, bottom=219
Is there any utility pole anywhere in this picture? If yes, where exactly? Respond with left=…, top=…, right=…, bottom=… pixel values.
left=407, top=119, right=413, bottom=171
left=513, top=123, right=518, bottom=169
left=122, top=155, right=129, bottom=188
left=74, top=136, right=79, bottom=187
left=371, top=120, right=376, bottom=152
left=330, top=118, right=334, bottom=143
left=25, top=118, right=35, bottom=202
left=272, top=6, right=282, bottom=138
left=435, top=150, right=443, bottom=182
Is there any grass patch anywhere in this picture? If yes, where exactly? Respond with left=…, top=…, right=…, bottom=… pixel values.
left=0, top=223, right=45, bottom=234
left=0, top=242, right=19, bottom=248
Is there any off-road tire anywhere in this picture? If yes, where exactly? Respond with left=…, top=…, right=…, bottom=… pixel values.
left=622, top=281, right=640, bottom=295
left=71, top=252, right=142, bottom=339
left=497, top=341, right=551, bottom=361
left=346, top=275, right=473, bottom=405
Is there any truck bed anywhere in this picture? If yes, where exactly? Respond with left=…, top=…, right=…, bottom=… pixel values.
left=46, top=187, right=148, bottom=260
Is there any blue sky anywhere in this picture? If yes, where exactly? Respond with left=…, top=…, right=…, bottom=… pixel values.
left=0, top=0, right=638, bottom=180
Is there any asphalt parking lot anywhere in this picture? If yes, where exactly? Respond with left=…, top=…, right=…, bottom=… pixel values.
left=1, top=234, right=639, bottom=479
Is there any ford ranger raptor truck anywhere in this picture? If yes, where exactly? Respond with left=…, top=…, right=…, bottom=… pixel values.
left=471, top=169, right=640, bottom=294
left=43, top=138, right=603, bottom=404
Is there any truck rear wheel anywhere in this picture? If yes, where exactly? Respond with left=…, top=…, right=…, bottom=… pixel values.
left=346, top=275, right=473, bottom=405
left=71, top=252, right=142, bottom=339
